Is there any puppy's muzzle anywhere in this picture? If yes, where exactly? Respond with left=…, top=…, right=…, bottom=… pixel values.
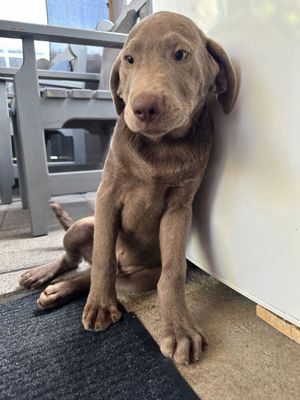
left=131, top=92, right=162, bottom=123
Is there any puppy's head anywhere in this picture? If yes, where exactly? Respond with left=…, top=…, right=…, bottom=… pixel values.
left=110, top=11, right=237, bottom=138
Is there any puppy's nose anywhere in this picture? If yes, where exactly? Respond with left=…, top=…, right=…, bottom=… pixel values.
left=131, top=93, right=161, bottom=123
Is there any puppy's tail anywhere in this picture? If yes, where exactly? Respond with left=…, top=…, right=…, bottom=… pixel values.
left=49, top=201, right=74, bottom=231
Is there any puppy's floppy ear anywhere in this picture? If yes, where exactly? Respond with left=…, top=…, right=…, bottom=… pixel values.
left=109, top=55, right=125, bottom=115
left=206, top=38, right=237, bottom=114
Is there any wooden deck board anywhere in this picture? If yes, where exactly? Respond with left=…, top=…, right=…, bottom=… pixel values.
left=256, top=305, right=300, bottom=345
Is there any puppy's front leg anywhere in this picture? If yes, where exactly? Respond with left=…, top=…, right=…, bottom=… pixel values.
left=158, top=202, right=205, bottom=365
left=82, top=188, right=120, bottom=331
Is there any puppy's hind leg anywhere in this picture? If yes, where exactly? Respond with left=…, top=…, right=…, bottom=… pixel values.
left=38, top=271, right=91, bottom=310
left=19, top=217, right=94, bottom=290
left=19, top=257, right=73, bottom=290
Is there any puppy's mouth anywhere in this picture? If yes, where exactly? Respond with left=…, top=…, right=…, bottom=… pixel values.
left=125, top=105, right=189, bottom=137
left=127, top=117, right=178, bottom=138
left=135, top=120, right=167, bottom=136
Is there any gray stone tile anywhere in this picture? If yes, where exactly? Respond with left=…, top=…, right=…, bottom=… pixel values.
left=0, top=210, right=7, bottom=230
left=1, top=196, right=94, bottom=233
left=0, top=262, right=90, bottom=299
left=0, top=192, right=96, bottom=297
left=0, top=270, right=29, bottom=297
left=0, top=203, right=10, bottom=212
left=0, top=203, right=10, bottom=229
left=1, top=206, right=31, bottom=231
left=82, top=192, right=96, bottom=207
left=0, top=228, right=65, bottom=273
left=51, top=194, right=87, bottom=204
left=0, top=195, right=95, bottom=273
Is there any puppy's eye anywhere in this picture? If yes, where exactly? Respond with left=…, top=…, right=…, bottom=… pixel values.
left=174, top=50, right=188, bottom=61
left=125, top=55, right=134, bottom=64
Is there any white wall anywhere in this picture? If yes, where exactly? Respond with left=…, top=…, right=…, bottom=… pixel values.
left=152, top=0, right=218, bottom=32
left=153, top=0, right=300, bottom=326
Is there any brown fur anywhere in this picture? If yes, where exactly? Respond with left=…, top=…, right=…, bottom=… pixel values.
left=19, top=12, right=237, bottom=365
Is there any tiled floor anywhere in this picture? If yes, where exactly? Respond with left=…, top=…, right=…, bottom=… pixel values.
left=0, top=192, right=96, bottom=297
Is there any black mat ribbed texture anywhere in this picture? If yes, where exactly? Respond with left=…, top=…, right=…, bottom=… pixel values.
left=0, top=293, right=199, bottom=400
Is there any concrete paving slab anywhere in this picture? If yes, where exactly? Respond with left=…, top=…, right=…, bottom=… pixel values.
left=0, top=228, right=65, bottom=273
left=51, top=194, right=87, bottom=204
left=1, top=197, right=94, bottom=233
left=0, top=270, right=30, bottom=297
left=0, top=261, right=90, bottom=299
left=0, top=194, right=95, bottom=274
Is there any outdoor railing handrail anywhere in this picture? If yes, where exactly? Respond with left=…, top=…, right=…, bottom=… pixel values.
left=0, top=67, right=100, bottom=82
left=0, top=19, right=127, bottom=48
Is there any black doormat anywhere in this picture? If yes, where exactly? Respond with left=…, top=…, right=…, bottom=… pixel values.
left=0, top=293, right=199, bottom=400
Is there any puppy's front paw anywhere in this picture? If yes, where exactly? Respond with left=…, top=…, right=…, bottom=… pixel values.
left=160, top=327, right=207, bottom=365
left=82, top=297, right=121, bottom=332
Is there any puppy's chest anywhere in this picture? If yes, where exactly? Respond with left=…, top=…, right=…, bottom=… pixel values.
left=120, top=182, right=167, bottom=234
left=141, top=143, right=209, bottom=186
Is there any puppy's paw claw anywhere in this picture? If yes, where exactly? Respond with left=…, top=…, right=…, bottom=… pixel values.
left=82, top=300, right=121, bottom=332
left=160, top=328, right=206, bottom=365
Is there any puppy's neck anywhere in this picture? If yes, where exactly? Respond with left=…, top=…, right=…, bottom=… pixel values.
left=111, top=107, right=212, bottom=185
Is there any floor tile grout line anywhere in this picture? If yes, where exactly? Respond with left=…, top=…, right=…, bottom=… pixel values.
left=0, top=266, right=35, bottom=276
left=0, top=209, right=8, bottom=231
